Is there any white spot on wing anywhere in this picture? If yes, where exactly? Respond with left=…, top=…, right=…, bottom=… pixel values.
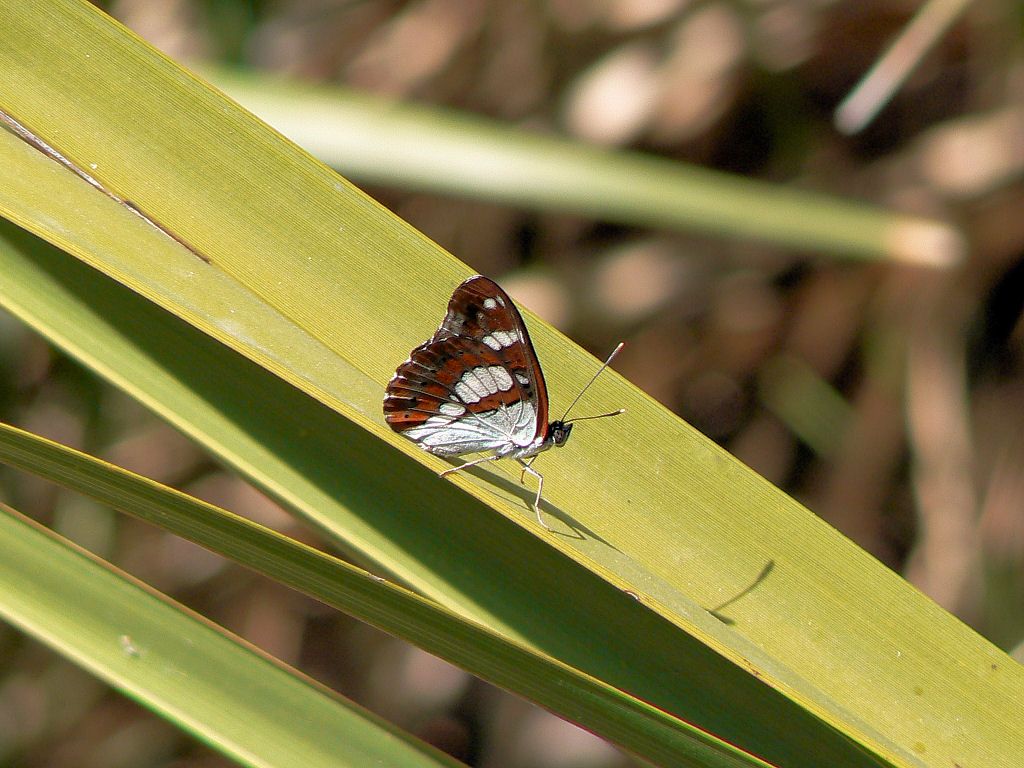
left=488, top=365, right=513, bottom=391
left=454, top=381, right=480, bottom=403
left=439, top=402, right=466, bottom=416
left=514, top=372, right=529, bottom=385
left=483, top=297, right=498, bottom=309
left=463, top=368, right=493, bottom=398
left=492, top=330, right=517, bottom=347
left=482, top=334, right=501, bottom=350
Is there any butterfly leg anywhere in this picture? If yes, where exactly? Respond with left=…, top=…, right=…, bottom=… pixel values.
left=439, top=454, right=502, bottom=479
left=518, top=455, right=538, bottom=484
left=517, top=459, right=549, bottom=530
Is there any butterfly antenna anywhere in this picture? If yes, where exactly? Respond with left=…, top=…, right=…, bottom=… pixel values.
left=560, top=342, right=626, bottom=423
left=564, top=409, right=625, bottom=423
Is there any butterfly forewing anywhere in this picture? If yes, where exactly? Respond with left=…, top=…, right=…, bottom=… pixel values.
left=384, top=276, right=550, bottom=457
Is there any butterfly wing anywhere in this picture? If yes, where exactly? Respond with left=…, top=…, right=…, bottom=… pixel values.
left=383, top=276, right=550, bottom=457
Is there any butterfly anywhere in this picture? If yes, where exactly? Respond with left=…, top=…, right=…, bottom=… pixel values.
left=383, top=275, right=622, bottom=528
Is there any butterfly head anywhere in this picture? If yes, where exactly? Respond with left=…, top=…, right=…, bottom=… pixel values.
left=548, top=420, right=573, bottom=448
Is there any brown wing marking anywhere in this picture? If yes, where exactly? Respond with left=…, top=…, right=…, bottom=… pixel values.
left=383, top=275, right=550, bottom=441
left=385, top=336, right=524, bottom=429
left=440, top=276, right=549, bottom=431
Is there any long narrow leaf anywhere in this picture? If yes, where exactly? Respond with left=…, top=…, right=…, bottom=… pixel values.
left=207, top=68, right=961, bottom=266
left=0, top=504, right=463, bottom=768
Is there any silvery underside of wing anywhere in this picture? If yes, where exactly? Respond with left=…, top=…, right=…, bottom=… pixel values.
left=403, top=395, right=538, bottom=457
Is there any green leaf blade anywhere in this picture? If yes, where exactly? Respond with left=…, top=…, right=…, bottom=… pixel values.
left=0, top=505, right=463, bottom=768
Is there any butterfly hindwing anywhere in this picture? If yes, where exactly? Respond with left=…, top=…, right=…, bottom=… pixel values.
left=384, top=276, right=550, bottom=457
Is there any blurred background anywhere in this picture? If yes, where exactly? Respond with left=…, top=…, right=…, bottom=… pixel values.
left=1, top=0, right=1023, bottom=765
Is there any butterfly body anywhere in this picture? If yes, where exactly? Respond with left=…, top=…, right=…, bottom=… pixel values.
left=384, top=275, right=615, bottom=528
